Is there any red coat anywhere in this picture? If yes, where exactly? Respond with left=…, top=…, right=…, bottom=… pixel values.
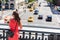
left=8, top=19, right=21, bottom=40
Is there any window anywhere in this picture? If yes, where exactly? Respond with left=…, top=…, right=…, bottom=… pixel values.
left=10, top=3, right=14, bottom=10
left=5, top=3, right=9, bottom=9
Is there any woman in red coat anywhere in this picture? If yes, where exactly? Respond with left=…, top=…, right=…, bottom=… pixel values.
left=8, top=11, right=22, bottom=40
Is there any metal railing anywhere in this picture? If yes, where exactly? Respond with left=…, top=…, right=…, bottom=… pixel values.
left=0, top=28, right=60, bottom=40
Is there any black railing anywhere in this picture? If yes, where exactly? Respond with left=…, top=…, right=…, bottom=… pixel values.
left=0, top=28, right=60, bottom=40
left=0, top=24, right=60, bottom=40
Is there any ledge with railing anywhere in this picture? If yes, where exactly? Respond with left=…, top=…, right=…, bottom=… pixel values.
left=0, top=25, right=60, bottom=40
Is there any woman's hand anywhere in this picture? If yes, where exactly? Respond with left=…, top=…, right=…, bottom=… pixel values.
left=20, top=21, right=22, bottom=30
left=20, top=26, right=22, bottom=30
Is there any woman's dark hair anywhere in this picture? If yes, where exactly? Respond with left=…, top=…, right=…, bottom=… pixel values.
left=12, top=11, right=20, bottom=25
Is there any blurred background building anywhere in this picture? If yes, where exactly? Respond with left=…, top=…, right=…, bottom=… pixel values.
left=0, top=0, right=15, bottom=11
left=0, top=0, right=25, bottom=11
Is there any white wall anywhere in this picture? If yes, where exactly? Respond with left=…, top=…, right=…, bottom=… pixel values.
left=15, top=0, right=25, bottom=9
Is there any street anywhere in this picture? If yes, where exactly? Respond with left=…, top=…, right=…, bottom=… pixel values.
left=0, top=0, right=60, bottom=31
left=20, top=0, right=60, bottom=28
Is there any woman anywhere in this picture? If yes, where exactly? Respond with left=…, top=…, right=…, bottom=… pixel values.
left=8, top=11, right=22, bottom=40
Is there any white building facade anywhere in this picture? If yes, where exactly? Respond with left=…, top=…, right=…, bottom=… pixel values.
left=15, top=0, right=25, bottom=10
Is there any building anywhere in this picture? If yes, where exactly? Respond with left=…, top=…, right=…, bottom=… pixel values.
left=0, top=0, right=15, bottom=11
left=0, top=0, right=25, bottom=11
